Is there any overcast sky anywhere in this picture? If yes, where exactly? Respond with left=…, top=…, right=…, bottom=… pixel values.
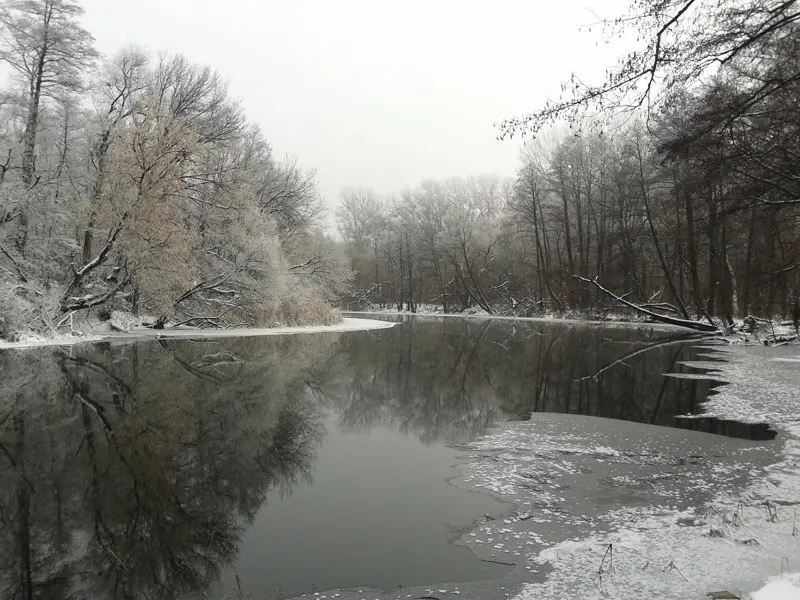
left=81, top=0, right=629, bottom=209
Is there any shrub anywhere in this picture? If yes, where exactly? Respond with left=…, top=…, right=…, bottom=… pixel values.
left=0, top=282, right=38, bottom=340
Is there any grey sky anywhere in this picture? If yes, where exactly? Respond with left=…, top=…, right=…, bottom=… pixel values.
left=81, top=0, right=628, bottom=208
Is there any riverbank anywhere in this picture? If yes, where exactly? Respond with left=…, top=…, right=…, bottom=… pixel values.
left=0, top=317, right=396, bottom=350
left=345, top=309, right=799, bottom=341
left=343, top=309, right=694, bottom=333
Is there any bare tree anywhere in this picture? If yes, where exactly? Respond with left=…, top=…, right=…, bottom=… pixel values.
left=0, top=0, right=96, bottom=253
left=497, top=0, right=800, bottom=140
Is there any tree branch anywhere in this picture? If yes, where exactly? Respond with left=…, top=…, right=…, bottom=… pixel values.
left=576, top=276, right=719, bottom=332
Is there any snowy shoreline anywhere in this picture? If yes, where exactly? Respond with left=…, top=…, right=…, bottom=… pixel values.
left=457, top=343, right=800, bottom=600
left=343, top=309, right=699, bottom=333
left=0, top=317, right=396, bottom=350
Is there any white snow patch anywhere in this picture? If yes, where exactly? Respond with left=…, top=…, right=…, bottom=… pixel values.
left=665, top=372, right=724, bottom=380
left=513, top=509, right=800, bottom=600
left=343, top=310, right=691, bottom=332
left=751, top=573, right=800, bottom=600
left=0, top=331, right=104, bottom=349
left=109, top=309, right=142, bottom=332
left=0, top=317, right=395, bottom=350
left=690, top=345, right=800, bottom=425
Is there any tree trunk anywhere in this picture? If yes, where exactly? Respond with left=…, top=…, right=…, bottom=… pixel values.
left=707, top=196, right=718, bottom=317
left=636, top=143, right=690, bottom=318
left=742, top=204, right=757, bottom=314
left=576, top=276, right=719, bottom=332
left=684, top=188, right=703, bottom=315
left=558, top=170, right=576, bottom=305
left=405, top=232, right=415, bottom=312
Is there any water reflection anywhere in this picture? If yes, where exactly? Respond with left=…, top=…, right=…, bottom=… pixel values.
left=0, top=336, right=332, bottom=600
left=325, top=318, right=716, bottom=443
left=0, top=318, right=741, bottom=599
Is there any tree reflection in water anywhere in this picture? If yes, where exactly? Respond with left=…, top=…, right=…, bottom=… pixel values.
left=322, top=318, right=715, bottom=445
left=0, top=318, right=722, bottom=599
left=0, top=335, right=332, bottom=600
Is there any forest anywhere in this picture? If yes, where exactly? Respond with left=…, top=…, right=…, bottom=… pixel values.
left=2, top=0, right=799, bottom=341
left=0, top=0, right=351, bottom=341
left=338, top=0, right=800, bottom=327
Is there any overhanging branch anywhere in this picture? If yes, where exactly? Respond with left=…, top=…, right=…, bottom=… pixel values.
left=576, top=275, right=719, bottom=332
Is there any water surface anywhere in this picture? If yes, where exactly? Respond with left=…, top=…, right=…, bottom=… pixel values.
left=0, top=317, right=756, bottom=599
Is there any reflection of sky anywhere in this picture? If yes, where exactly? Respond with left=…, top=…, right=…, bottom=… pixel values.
left=219, top=412, right=508, bottom=598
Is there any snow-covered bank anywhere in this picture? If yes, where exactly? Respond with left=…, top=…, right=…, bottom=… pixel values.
left=343, top=310, right=695, bottom=333
left=0, top=317, right=395, bottom=350
left=457, top=343, right=800, bottom=600
left=345, top=309, right=798, bottom=340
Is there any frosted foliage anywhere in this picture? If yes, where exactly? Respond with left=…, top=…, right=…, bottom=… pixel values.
left=0, top=281, right=36, bottom=338
left=0, top=37, right=345, bottom=336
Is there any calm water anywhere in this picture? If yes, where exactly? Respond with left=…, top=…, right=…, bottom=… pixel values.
left=0, top=316, right=745, bottom=599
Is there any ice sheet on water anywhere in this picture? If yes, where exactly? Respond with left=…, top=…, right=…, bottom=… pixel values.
left=458, top=344, right=800, bottom=600
left=513, top=508, right=800, bottom=600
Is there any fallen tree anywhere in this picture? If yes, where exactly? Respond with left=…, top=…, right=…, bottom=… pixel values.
left=575, top=276, right=720, bottom=333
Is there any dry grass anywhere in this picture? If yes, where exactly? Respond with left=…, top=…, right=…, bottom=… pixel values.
left=273, top=294, right=341, bottom=327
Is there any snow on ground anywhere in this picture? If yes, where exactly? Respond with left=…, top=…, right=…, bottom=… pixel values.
left=751, top=573, right=800, bottom=600
left=0, top=330, right=106, bottom=349
left=456, top=343, right=800, bottom=600
left=0, top=317, right=395, bottom=350
left=511, top=507, right=799, bottom=600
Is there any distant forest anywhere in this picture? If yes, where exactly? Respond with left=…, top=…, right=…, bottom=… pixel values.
left=0, top=0, right=351, bottom=340
left=339, top=0, right=800, bottom=323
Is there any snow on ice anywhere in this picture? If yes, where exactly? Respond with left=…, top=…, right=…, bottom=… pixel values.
left=458, top=343, right=800, bottom=600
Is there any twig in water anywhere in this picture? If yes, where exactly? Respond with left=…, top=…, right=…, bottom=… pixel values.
left=591, top=543, right=615, bottom=594
left=704, top=504, right=730, bottom=526
left=204, top=531, right=215, bottom=587
left=664, top=560, right=690, bottom=582
left=764, top=501, right=779, bottom=523
left=736, top=538, right=759, bottom=546
left=235, top=573, right=243, bottom=599
left=105, top=546, right=127, bottom=570
left=709, top=527, right=727, bottom=538
left=732, top=500, right=745, bottom=527
left=232, top=572, right=253, bottom=600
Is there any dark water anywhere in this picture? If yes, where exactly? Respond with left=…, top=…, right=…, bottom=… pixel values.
left=0, top=317, right=739, bottom=599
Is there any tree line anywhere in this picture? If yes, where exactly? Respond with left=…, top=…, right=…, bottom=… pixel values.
left=338, top=0, right=800, bottom=323
left=0, top=0, right=351, bottom=340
